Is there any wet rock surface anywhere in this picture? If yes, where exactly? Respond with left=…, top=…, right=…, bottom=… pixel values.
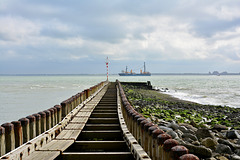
left=122, top=84, right=240, bottom=160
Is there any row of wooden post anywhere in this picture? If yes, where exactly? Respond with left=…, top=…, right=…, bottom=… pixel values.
left=117, top=81, right=199, bottom=160
left=0, top=81, right=105, bottom=157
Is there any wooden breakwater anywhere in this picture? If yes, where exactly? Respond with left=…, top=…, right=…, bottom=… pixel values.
left=0, top=80, right=200, bottom=160
left=0, top=81, right=106, bottom=159
left=117, top=80, right=200, bottom=160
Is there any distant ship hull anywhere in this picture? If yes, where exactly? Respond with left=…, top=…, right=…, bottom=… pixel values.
left=119, top=73, right=151, bottom=76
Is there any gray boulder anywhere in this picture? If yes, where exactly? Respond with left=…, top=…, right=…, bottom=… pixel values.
left=182, top=133, right=198, bottom=141
left=236, top=149, right=240, bottom=156
left=175, top=129, right=183, bottom=138
left=212, top=124, right=228, bottom=132
left=218, top=138, right=235, bottom=151
left=231, top=155, right=240, bottom=160
left=201, top=137, right=218, bottom=150
left=166, top=130, right=178, bottom=139
left=196, top=128, right=214, bottom=140
left=183, top=143, right=212, bottom=158
left=178, top=126, right=189, bottom=133
left=167, top=121, right=179, bottom=130
left=226, top=130, right=240, bottom=139
left=215, top=144, right=232, bottom=154
left=158, top=126, right=173, bottom=132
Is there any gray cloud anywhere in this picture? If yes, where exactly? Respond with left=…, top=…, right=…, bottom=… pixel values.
left=1, top=0, right=240, bottom=74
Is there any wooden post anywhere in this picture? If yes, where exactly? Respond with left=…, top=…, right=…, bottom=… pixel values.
left=60, top=101, right=68, bottom=118
left=32, top=113, right=41, bottom=136
left=38, top=112, right=46, bottom=133
left=171, top=146, right=188, bottom=160
left=148, top=125, right=158, bottom=158
left=163, top=139, right=178, bottom=160
left=18, top=118, right=30, bottom=143
left=143, top=122, right=154, bottom=152
left=26, top=115, right=36, bottom=139
left=48, top=108, right=55, bottom=127
left=84, top=89, right=88, bottom=99
left=140, top=119, right=149, bottom=148
left=11, top=121, right=23, bottom=148
left=133, top=115, right=142, bottom=138
left=152, top=129, right=164, bottom=160
left=1, top=123, right=15, bottom=153
left=0, top=126, right=6, bottom=156
left=54, top=105, right=62, bottom=123
left=137, top=117, right=146, bottom=145
left=43, top=110, right=51, bottom=130
left=157, top=133, right=171, bottom=160
left=51, top=107, right=57, bottom=126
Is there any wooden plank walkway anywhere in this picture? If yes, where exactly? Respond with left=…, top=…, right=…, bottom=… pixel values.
left=25, top=82, right=149, bottom=160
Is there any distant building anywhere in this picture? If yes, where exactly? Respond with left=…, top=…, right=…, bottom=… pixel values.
left=212, top=71, right=220, bottom=75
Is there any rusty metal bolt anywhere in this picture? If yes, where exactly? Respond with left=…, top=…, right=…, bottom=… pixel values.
left=152, top=129, right=165, bottom=139
left=163, top=139, right=179, bottom=152
left=137, top=117, right=146, bottom=125
left=148, top=125, right=158, bottom=135
left=171, top=145, right=189, bottom=160
left=144, top=122, right=154, bottom=132
left=179, top=154, right=199, bottom=160
left=157, top=133, right=172, bottom=145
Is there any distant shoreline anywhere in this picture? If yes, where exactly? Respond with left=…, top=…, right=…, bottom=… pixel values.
left=0, top=73, right=240, bottom=76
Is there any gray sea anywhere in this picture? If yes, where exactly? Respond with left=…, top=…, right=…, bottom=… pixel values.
left=1, top=75, right=240, bottom=124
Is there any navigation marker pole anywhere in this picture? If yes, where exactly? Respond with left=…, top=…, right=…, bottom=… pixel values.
left=106, top=57, right=109, bottom=81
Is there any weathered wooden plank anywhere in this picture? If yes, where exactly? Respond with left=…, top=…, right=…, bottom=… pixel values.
left=71, top=117, right=88, bottom=123
left=64, top=123, right=85, bottom=130
left=26, top=151, right=60, bottom=160
left=55, top=130, right=81, bottom=140
left=75, top=111, right=92, bottom=117
left=38, top=139, right=74, bottom=151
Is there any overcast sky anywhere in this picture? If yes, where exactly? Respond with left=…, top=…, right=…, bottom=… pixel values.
left=1, top=0, right=240, bottom=74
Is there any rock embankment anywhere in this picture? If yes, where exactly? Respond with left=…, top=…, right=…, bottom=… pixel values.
left=122, top=84, right=240, bottom=160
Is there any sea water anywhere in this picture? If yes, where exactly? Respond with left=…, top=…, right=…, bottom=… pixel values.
left=0, top=75, right=240, bottom=124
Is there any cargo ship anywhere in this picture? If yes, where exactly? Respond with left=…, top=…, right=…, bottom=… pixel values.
left=119, top=62, right=151, bottom=76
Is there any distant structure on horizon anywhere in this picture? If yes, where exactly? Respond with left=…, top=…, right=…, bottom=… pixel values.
left=119, top=62, right=151, bottom=76
left=209, top=71, right=240, bottom=75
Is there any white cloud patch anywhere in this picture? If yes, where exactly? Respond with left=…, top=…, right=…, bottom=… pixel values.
left=205, top=5, right=240, bottom=21
left=1, top=0, right=240, bottom=73
left=0, top=16, right=40, bottom=42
